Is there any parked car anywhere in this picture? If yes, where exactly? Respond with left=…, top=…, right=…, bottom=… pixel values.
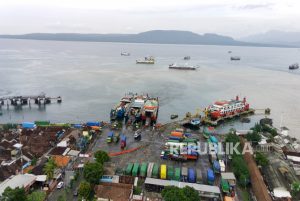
left=57, top=181, right=64, bottom=189
left=73, top=188, right=78, bottom=196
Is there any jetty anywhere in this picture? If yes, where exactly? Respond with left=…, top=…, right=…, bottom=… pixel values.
left=0, top=93, right=62, bottom=108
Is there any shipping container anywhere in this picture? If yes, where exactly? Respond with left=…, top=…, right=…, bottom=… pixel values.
left=196, top=169, right=202, bottom=183
left=174, top=168, right=181, bottom=181
left=221, top=179, right=230, bottom=193
left=125, top=163, right=134, bottom=175
left=160, top=164, right=167, bottom=180
left=181, top=167, right=188, bottom=182
left=132, top=163, right=139, bottom=177
left=152, top=164, right=159, bottom=178
left=167, top=166, right=174, bottom=180
left=140, top=162, right=148, bottom=177
left=147, top=163, right=154, bottom=178
left=188, top=168, right=196, bottom=183
left=210, top=135, right=218, bottom=144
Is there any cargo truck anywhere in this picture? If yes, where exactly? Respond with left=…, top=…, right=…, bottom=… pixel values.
left=174, top=168, right=181, bottom=181
left=221, top=179, right=230, bottom=193
left=152, top=164, right=159, bottom=178
left=167, top=166, right=174, bottom=180
left=140, top=162, right=148, bottom=178
left=196, top=169, right=202, bottom=184
left=147, top=163, right=154, bottom=178
left=181, top=167, right=188, bottom=182
left=213, top=160, right=221, bottom=174
left=125, top=163, right=134, bottom=175
left=207, top=168, right=215, bottom=185
left=132, top=163, right=139, bottom=177
left=188, top=168, right=196, bottom=183
left=160, top=164, right=167, bottom=180
left=107, top=131, right=114, bottom=143
left=120, top=134, right=127, bottom=149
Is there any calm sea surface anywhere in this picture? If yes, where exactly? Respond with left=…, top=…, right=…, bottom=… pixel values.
left=0, top=39, right=300, bottom=137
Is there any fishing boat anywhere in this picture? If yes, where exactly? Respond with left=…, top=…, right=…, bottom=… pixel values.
left=170, top=114, right=178, bottom=119
left=125, top=95, right=148, bottom=124
left=289, top=63, right=299, bottom=70
left=230, top=56, right=240, bottom=60
left=206, top=96, right=250, bottom=120
left=183, top=56, right=191, bottom=60
left=110, top=95, right=133, bottom=121
left=141, top=98, right=159, bottom=126
left=169, top=63, right=196, bottom=70
left=136, top=56, right=155, bottom=64
left=121, top=52, right=130, bottom=56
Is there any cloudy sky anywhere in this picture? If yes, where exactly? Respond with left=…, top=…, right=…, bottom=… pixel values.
left=0, top=0, right=299, bottom=38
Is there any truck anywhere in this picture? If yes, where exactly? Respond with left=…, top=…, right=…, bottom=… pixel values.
left=219, top=160, right=226, bottom=172
left=207, top=168, right=215, bottom=185
left=147, top=163, right=154, bottom=178
left=167, top=166, right=174, bottom=180
left=152, top=163, right=159, bottom=178
left=132, top=163, right=139, bottom=177
left=221, top=179, right=230, bottom=193
left=120, top=134, right=127, bottom=149
left=208, top=143, right=217, bottom=163
left=188, top=168, right=196, bottom=183
left=113, top=132, right=120, bottom=143
left=140, top=162, right=148, bottom=178
left=181, top=167, right=188, bottom=182
left=174, top=168, right=181, bottom=181
left=213, top=160, right=221, bottom=174
left=196, top=169, right=202, bottom=184
left=160, top=164, right=167, bottom=180
left=125, top=163, right=134, bottom=175
left=107, top=131, right=114, bottom=143
left=209, top=135, right=218, bottom=144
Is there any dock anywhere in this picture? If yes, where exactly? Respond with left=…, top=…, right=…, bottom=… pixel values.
left=0, top=93, right=62, bottom=108
left=202, top=108, right=255, bottom=126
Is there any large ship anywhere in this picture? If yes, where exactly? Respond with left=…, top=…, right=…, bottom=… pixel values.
left=136, top=56, right=155, bottom=64
left=110, top=95, right=133, bottom=121
left=125, top=95, right=148, bottom=124
left=206, top=96, right=250, bottom=120
left=141, top=98, right=159, bottom=126
left=289, top=63, right=299, bottom=70
left=169, top=63, right=196, bottom=70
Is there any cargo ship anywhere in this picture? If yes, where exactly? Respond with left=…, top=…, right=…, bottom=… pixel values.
left=136, top=56, right=155, bottom=64
left=206, top=96, right=250, bottom=120
left=125, top=95, right=148, bottom=124
left=110, top=95, right=133, bottom=121
left=169, top=63, right=196, bottom=70
left=141, top=98, right=159, bottom=126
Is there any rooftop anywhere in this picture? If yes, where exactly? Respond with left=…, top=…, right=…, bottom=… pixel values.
left=0, top=174, right=36, bottom=196
left=94, top=182, right=132, bottom=201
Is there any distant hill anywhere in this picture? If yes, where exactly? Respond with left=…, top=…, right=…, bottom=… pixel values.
left=0, top=30, right=293, bottom=47
left=241, top=30, right=300, bottom=46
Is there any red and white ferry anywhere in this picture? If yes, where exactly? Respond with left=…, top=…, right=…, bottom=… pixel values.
left=207, top=96, right=250, bottom=120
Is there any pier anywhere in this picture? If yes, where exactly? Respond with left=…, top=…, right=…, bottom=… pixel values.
left=0, top=93, right=62, bottom=108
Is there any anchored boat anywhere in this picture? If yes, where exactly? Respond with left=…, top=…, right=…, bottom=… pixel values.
left=206, top=96, right=250, bottom=120
left=136, top=56, right=155, bottom=64
left=169, top=63, right=196, bottom=70
left=230, top=56, right=240, bottom=60
left=141, top=98, right=159, bottom=126
left=110, top=95, right=133, bottom=121
left=183, top=56, right=191, bottom=60
left=289, top=63, right=299, bottom=70
left=125, top=95, right=148, bottom=124
left=121, top=52, right=130, bottom=56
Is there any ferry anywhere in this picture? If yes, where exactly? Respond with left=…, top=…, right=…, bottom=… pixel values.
left=121, top=52, right=130, bottom=56
left=169, top=63, right=196, bottom=70
left=289, top=63, right=299, bottom=70
left=125, top=95, right=148, bottom=124
left=207, top=96, right=250, bottom=120
left=136, top=56, right=155, bottom=64
left=230, top=56, right=240, bottom=61
left=141, top=98, right=159, bottom=126
left=110, top=95, right=133, bottom=121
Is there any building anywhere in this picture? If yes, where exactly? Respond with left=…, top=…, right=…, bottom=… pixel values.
left=144, top=178, right=221, bottom=200
left=94, top=182, right=133, bottom=201
left=0, top=174, right=36, bottom=196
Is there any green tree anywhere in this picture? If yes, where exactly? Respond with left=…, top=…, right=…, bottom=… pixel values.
left=43, top=158, right=57, bottom=180
left=94, top=150, right=110, bottom=164
left=83, top=162, right=104, bottom=184
left=1, top=187, right=27, bottom=201
left=57, top=195, right=66, bottom=201
left=246, top=132, right=262, bottom=145
left=255, top=152, right=269, bottom=167
left=161, top=186, right=200, bottom=201
left=292, top=181, right=300, bottom=199
left=27, top=191, right=46, bottom=201
left=78, top=181, right=91, bottom=199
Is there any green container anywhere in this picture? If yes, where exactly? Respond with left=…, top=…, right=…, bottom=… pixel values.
left=140, top=162, right=148, bottom=177
left=125, top=163, right=134, bottom=175
left=174, top=168, right=181, bottom=181
left=167, top=166, right=174, bottom=180
left=132, top=163, right=140, bottom=177
left=34, top=121, right=50, bottom=126
left=152, top=163, right=159, bottom=178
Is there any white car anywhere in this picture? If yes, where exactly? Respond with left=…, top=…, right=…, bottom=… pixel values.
left=57, top=181, right=64, bottom=189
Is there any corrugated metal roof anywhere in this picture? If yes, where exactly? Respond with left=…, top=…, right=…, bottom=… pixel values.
left=0, top=174, right=36, bottom=195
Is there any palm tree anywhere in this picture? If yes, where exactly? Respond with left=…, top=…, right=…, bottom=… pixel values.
left=43, top=158, right=57, bottom=180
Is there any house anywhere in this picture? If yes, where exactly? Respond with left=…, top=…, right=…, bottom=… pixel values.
left=52, top=156, right=71, bottom=168
left=94, top=183, right=133, bottom=201
left=0, top=174, right=36, bottom=196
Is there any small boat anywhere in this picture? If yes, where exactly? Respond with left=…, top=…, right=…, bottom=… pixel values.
left=289, top=63, right=299, bottom=70
left=121, top=52, right=130, bottom=56
left=136, top=56, right=155, bottom=64
left=170, top=114, right=178, bottom=119
left=141, top=98, right=159, bottom=126
left=228, top=51, right=232, bottom=53
left=183, top=56, right=191, bottom=60
left=230, top=56, right=240, bottom=60
left=169, top=63, right=196, bottom=70
left=110, top=95, right=133, bottom=121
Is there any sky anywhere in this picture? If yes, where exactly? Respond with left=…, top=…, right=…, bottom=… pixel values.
left=0, top=0, right=300, bottom=38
